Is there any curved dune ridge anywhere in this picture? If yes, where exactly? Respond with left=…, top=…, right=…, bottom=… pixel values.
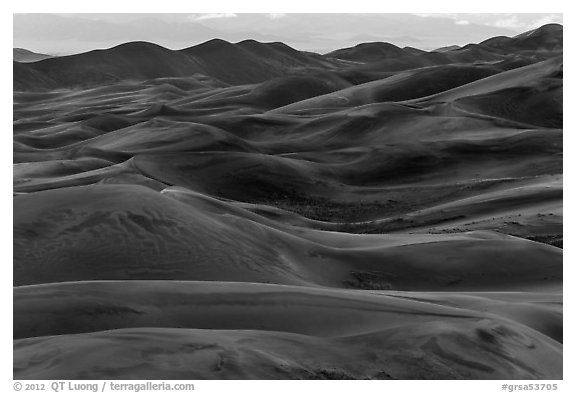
left=15, top=322, right=561, bottom=380
left=13, top=280, right=562, bottom=342
left=14, top=281, right=561, bottom=379
left=13, top=24, right=562, bottom=379
left=13, top=184, right=562, bottom=290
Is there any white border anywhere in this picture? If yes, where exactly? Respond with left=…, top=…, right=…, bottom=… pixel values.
left=4, top=1, right=572, bottom=391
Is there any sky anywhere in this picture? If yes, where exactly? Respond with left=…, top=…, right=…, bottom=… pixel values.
left=13, top=13, right=563, bottom=55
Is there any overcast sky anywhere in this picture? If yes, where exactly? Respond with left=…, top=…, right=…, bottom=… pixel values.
left=13, top=13, right=563, bottom=55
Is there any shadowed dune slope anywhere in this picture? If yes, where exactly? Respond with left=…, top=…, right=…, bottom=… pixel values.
left=270, top=64, right=502, bottom=114
left=237, top=40, right=335, bottom=70
left=13, top=62, right=57, bottom=91
left=17, top=42, right=207, bottom=89
left=13, top=281, right=563, bottom=379
left=453, top=80, right=562, bottom=128
left=480, top=24, right=563, bottom=53
left=409, top=56, right=562, bottom=105
left=13, top=48, right=52, bottom=63
left=326, top=42, right=410, bottom=63
left=14, top=321, right=561, bottom=380
left=180, top=39, right=282, bottom=84
left=13, top=280, right=562, bottom=343
left=14, top=184, right=561, bottom=291
left=14, top=39, right=343, bottom=91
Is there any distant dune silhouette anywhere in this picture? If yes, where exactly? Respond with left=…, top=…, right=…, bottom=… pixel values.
left=13, top=48, right=52, bottom=63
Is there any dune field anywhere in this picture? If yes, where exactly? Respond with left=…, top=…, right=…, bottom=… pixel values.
left=13, top=23, right=563, bottom=379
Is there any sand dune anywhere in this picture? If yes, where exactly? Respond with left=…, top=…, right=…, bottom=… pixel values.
left=14, top=280, right=562, bottom=343
left=270, top=56, right=561, bottom=115
left=16, top=42, right=207, bottom=90
left=14, top=157, right=113, bottom=182
left=409, top=56, right=562, bottom=105
left=15, top=322, right=561, bottom=379
left=480, top=24, right=563, bottom=53
left=14, top=39, right=340, bottom=91
left=270, top=65, right=501, bottom=114
left=453, top=79, right=562, bottom=128
left=13, top=24, right=562, bottom=379
left=13, top=280, right=486, bottom=339
left=14, top=184, right=561, bottom=291
left=180, top=39, right=282, bottom=84
left=14, top=281, right=562, bottom=379
left=326, top=42, right=409, bottom=63
left=13, top=281, right=563, bottom=379
left=13, top=48, right=52, bottom=63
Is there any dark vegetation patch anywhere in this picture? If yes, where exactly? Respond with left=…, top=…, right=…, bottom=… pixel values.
left=526, top=234, right=563, bottom=248
left=343, top=271, right=394, bottom=290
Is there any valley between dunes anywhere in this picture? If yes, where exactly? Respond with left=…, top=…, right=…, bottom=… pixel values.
left=13, top=23, right=563, bottom=379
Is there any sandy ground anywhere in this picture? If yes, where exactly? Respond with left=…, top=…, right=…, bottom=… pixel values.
left=13, top=26, right=563, bottom=379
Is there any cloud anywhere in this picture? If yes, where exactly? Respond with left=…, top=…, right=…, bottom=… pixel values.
left=493, top=16, right=524, bottom=29
left=411, top=13, right=562, bottom=32
left=528, top=14, right=563, bottom=29
left=193, top=13, right=237, bottom=21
